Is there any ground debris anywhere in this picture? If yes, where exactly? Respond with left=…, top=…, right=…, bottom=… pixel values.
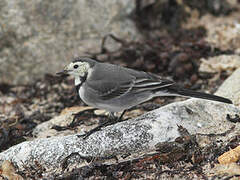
left=212, top=163, right=240, bottom=176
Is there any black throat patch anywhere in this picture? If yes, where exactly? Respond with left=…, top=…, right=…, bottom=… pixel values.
left=75, top=73, right=87, bottom=93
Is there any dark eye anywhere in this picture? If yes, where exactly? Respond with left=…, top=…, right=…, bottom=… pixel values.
left=73, top=65, right=79, bottom=69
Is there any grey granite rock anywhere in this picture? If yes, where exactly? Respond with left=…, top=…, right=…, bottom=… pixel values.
left=0, top=99, right=239, bottom=172
left=215, top=68, right=240, bottom=106
left=0, top=0, right=140, bottom=84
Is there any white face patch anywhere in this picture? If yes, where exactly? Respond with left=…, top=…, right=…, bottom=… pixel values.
left=65, top=61, right=90, bottom=77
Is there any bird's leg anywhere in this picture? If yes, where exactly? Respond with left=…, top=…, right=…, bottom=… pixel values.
left=77, top=119, right=109, bottom=139
left=106, top=110, right=127, bottom=124
left=118, top=110, right=127, bottom=121
left=108, top=112, right=116, bottom=121
left=78, top=110, right=127, bottom=139
left=78, top=124, right=105, bottom=139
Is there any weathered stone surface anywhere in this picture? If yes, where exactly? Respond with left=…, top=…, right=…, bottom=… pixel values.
left=0, top=0, right=140, bottom=84
left=199, top=55, right=240, bottom=74
left=199, top=12, right=240, bottom=51
left=32, top=106, right=95, bottom=138
left=0, top=99, right=239, bottom=172
left=183, top=7, right=240, bottom=52
left=215, top=68, right=240, bottom=106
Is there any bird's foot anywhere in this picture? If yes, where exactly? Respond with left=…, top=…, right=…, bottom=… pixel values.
left=77, top=110, right=127, bottom=139
left=77, top=119, right=117, bottom=139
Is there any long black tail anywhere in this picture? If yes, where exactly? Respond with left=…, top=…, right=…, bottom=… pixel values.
left=157, top=85, right=232, bottom=104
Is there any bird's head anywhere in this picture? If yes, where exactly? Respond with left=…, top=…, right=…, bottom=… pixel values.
left=57, top=57, right=96, bottom=77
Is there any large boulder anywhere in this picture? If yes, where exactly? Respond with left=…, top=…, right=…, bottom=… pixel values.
left=0, top=0, right=139, bottom=84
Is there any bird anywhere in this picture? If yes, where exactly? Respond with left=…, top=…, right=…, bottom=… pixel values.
left=57, top=57, right=232, bottom=137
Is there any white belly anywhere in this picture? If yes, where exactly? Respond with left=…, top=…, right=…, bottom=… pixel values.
left=79, top=86, right=85, bottom=100
left=79, top=86, right=97, bottom=108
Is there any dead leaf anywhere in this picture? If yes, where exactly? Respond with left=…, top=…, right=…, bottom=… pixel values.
left=0, top=160, right=24, bottom=180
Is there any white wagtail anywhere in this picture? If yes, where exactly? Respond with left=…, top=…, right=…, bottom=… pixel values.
left=57, top=57, right=232, bottom=137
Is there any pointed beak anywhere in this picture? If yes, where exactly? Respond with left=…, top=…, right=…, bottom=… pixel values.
left=56, top=69, right=70, bottom=76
